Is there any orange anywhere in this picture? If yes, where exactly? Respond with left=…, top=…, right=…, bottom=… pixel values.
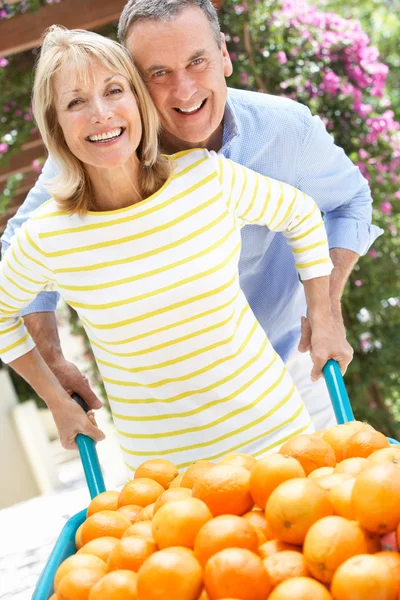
left=335, top=457, right=370, bottom=477
left=136, top=503, right=155, bottom=521
left=343, top=429, right=390, bottom=459
left=219, top=453, right=257, bottom=471
left=77, top=537, right=120, bottom=562
left=194, top=515, right=258, bottom=566
left=352, top=463, right=400, bottom=534
left=331, top=554, right=398, bottom=600
left=180, top=461, right=214, bottom=490
left=376, top=552, right=400, bottom=593
left=249, top=454, right=305, bottom=509
left=253, top=527, right=267, bottom=547
left=57, top=567, right=106, bottom=600
left=313, top=429, right=328, bottom=438
left=134, top=458, right=178, bottom=489
left=81, top=511, right=131, bottom=545
left=315, top=473, right=353, bottom=493
left=75, top=523, right=84, bottom=550
left=197, top=591, right=210, bottom=600
left=204, top=548, right=271, bottom=600
left=242, top=509, right=268, bottom=537
left=308, top=466, right=335, bottom=479
left=152, top=497, right=212, bottom=549
left=54, top=554, right=107, bottom=590
left=267, top=577, right=332, bottom=599
left=153, top=487, right=192, bottom=514
left=118, top=478, right=164, bottom=508
left=192, top=465, right=253, bottom=516
left=279, top=435, right=336, bottom=475
left=88, top=570, right=138, bottom=600
left=327, top=478, right=356, bottom=520
left=303, top=515, right=368, bottom=583
left=122, top=521, right=154, bottom=541
left=369, top=447, right=400, bottom=466
left=136, top=547, right=203, bottom=600
left=262, top=550, right=309, bottom=588
left=322, top=422, right=373, bottom=462
left=398, top=521, right=400, bottom=550
left=107, top=536, right=157, bottom=572
left=116, top=504, right=143, bottom=523
left=87, top=491, right=120, bottom=517
left=361, top=528, right=382, bottom=553
left=265, top=478, right=333, bottom=545
left=258, top=540, right=301, bottom=559
left=169, top=473, right=184, bottom=488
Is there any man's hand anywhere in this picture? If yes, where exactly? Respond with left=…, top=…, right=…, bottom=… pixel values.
left=52, top=393, right=106, bottom=449
left=50, top=357, right=103, bottom=411
left=298, top=304, right=346, bottom=353
left=304, top=316, right=353, bottom=382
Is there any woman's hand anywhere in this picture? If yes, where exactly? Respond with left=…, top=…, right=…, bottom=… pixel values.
left=303, top=315, right=354, bottom=382
left=51, top=394, right=106, bottom=449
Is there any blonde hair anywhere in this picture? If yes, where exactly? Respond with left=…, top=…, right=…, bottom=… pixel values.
left=32, top=25, right=170, bottom=214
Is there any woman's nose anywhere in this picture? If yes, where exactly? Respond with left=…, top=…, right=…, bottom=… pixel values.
left=90, top=100, right=114, bottom=124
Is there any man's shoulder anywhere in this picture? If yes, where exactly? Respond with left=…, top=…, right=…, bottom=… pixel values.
left=227, top=87, right=312, bottom=122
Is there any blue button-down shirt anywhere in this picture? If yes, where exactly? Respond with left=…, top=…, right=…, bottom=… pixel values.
left=1, top=88, right=382, bottom=361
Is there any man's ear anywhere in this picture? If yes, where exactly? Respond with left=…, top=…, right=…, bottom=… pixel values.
left=221, top=33, right=233, bottom=77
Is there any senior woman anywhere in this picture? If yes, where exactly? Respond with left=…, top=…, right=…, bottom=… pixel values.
left=0, top=26, right=351, bottom=472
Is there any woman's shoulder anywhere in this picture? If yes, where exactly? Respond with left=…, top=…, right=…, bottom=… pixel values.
left=165, top=148, right=219, bottom=179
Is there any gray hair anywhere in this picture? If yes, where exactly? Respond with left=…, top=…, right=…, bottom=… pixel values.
left=118, top=0, right=221, bottom=48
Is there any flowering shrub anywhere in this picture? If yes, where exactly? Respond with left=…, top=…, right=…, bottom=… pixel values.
left=220, top=0, right=400, bottom=435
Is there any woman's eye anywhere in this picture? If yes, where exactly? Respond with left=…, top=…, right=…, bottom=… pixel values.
left=109, top=87, right=123, bottom=95
left=68, top=99, right=82, bottom=109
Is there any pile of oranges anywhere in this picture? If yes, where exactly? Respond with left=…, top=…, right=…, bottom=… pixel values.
left=51, top=421, right=400, bottom=599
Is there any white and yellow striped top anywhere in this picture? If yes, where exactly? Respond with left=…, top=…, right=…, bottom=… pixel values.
left=0, top=149, right=332, bottom=470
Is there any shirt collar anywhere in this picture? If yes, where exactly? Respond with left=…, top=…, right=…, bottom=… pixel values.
left=220, top=90, right=241, bottom=153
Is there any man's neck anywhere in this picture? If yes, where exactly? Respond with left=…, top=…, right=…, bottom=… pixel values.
left=160, top=123, right=224, bottom=155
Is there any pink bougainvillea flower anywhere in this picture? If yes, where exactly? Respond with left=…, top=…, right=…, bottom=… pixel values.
left=380, top=201, right=392, bottom=215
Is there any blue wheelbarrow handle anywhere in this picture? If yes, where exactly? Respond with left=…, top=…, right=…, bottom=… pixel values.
left=71, top=394, right=106, bottom=499
left=322, top=359, right=355, bottom=425
left=322, top=360, right=399, bottom=446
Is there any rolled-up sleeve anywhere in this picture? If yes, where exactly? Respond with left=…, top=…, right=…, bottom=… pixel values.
left=296, top=111, right=383, bottom=256
left=1, top=156, right=60, bottom=315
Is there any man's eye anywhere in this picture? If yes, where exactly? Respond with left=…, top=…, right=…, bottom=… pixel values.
left=153, top=70, right=167, bottom=78
left=192, top=59, right=204, bottom=66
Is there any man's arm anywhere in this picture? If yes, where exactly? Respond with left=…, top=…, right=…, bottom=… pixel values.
left=23, top=311, right=102, bottom=409
left=298, top=247, right=359, bottom=352
left=295, top=110, right=383, bottom=351
left=1, top=157, right=102, bottom=410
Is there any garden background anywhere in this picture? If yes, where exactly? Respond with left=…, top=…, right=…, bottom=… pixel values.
left=0, top=0, right=399, bottom=438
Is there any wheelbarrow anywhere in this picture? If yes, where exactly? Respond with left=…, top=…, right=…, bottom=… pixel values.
left=33, top=360, right=400, bottom=599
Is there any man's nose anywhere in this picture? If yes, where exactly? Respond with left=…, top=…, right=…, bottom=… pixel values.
left=171, top=72, right=197, bottom=103
left=91, top=99, right=114, bottom=124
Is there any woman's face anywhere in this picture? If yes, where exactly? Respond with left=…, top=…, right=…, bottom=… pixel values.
left=54, top=59, right=142, bottom=170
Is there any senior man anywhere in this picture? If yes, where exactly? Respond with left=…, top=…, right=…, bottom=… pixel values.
left=1, top=0, right=381, bottom=430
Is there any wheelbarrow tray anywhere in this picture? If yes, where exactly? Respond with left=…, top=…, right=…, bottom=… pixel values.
left=33, top=361, right=399, bottom=599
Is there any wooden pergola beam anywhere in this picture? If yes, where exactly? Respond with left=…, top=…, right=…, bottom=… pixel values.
left=0, top=0, right=127, bottom=57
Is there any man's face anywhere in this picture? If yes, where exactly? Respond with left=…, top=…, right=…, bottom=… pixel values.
left=126, top=6, right=233, bottom=151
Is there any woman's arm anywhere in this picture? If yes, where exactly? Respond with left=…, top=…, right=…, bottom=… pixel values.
left=0, top=220, right=105, bottom=448
left=216, top=153, right=353, bottom=377
left=10, top=348, right=105, bottom=448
